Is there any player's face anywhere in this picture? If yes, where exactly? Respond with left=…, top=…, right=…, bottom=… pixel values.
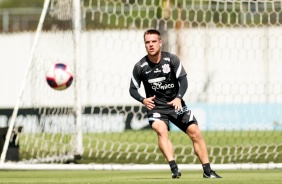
left=144, top=34, right=162, bottom=57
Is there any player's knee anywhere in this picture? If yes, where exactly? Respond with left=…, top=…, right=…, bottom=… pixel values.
left=186, top=127, right=203, bottom=142
left=188, top=131, right=200, bottom=141
left=152, top=120, right=168, bottom=132
left=155, top=126, right=168, bottom=137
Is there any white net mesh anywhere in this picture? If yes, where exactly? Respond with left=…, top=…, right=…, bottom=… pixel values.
left=3, top=0, right=282, bottom=165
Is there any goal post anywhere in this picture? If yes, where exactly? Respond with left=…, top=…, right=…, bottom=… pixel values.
left=0, top=0, right=84, bottom=164
left=0, top=0, right=282, bottom=170
left=0, top=0, right=52, bottom=164
left=72, top=0, right=83, bottom=158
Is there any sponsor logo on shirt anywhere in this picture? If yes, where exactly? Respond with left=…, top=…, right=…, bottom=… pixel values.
left=148, top=77, right=166, bottom=83
left=152, top=82, right=174, bottom=91
left=154, top=68, right=161, bottom=73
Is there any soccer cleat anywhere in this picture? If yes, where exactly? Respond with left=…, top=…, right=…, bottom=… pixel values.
left=203, top=170, right=222, bottom=178
left=171, top=168, right=181, bottom=179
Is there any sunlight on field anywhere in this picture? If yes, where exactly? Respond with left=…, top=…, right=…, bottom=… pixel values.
left=0, top=170, right=281, bottom=184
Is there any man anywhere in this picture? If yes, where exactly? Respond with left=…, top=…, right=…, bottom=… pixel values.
left=129, top=29, right=221, bottom=179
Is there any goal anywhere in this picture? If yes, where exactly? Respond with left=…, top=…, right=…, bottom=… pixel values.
left=1, top=0, right=282, bottom=170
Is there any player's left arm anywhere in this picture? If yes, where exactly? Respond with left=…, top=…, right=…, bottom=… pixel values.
left=177, top=75, right=188, bottom=99
left=167, top=54, right=188, bottom=110
left=167, top=75, right=188, bottom=110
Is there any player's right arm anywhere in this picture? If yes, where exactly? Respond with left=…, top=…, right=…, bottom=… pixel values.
left=129, top=62, right=156, bottom=110
left=129, top=63, right=145, bottom=103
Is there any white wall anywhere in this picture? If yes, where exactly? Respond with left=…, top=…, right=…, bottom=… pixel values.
left=0, top=28, right=282, bottom=108
left=0, top=33, right=34, bottom=108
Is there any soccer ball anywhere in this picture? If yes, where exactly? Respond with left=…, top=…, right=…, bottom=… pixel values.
left=46, top=63, right=73, bottom=90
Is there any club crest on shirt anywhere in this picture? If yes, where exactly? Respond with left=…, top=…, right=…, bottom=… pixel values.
left=162, top=64, right=171, bottom=73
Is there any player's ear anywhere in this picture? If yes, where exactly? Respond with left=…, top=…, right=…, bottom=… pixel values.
left=159, top=40, right=162, bottom=47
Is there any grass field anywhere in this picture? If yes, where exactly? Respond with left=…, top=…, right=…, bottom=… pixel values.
left=0, top=170, right=281, bottom=184
left=19, top=130, right=282, bottom=164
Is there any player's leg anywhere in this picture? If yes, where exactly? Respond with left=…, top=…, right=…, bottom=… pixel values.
left=151, top=120, right=174, bottom=161
left=170, top=106, right=221, bottom=179
left=186, top=124, right=221, bottom=178
left=186, top=124, right=209, bottom=164
left=151, top=120, right=181, bottom=179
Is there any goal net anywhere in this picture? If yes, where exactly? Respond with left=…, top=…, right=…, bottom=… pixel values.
left=1, top=0, right=282, bottom=169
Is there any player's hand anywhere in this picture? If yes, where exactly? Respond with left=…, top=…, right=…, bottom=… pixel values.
left=143, top=95, right=156, bottom=110
left=167, top=98, right=182, bottom=111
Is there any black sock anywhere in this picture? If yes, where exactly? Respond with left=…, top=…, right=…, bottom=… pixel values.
left=202, top=163, right=211, bottom=174
left=169, top=160, right=178, bottom=171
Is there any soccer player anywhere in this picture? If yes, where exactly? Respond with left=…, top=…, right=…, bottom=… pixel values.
left=129, top=29, right=222, bottom=179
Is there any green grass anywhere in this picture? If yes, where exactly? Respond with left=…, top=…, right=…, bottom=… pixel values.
left=18, top=130, right=282, bottom=164
left=0, top=170, right=281, bottom=184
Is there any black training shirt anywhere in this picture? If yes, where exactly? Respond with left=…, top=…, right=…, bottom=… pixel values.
left=129, top=51, right=187, bottom=107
